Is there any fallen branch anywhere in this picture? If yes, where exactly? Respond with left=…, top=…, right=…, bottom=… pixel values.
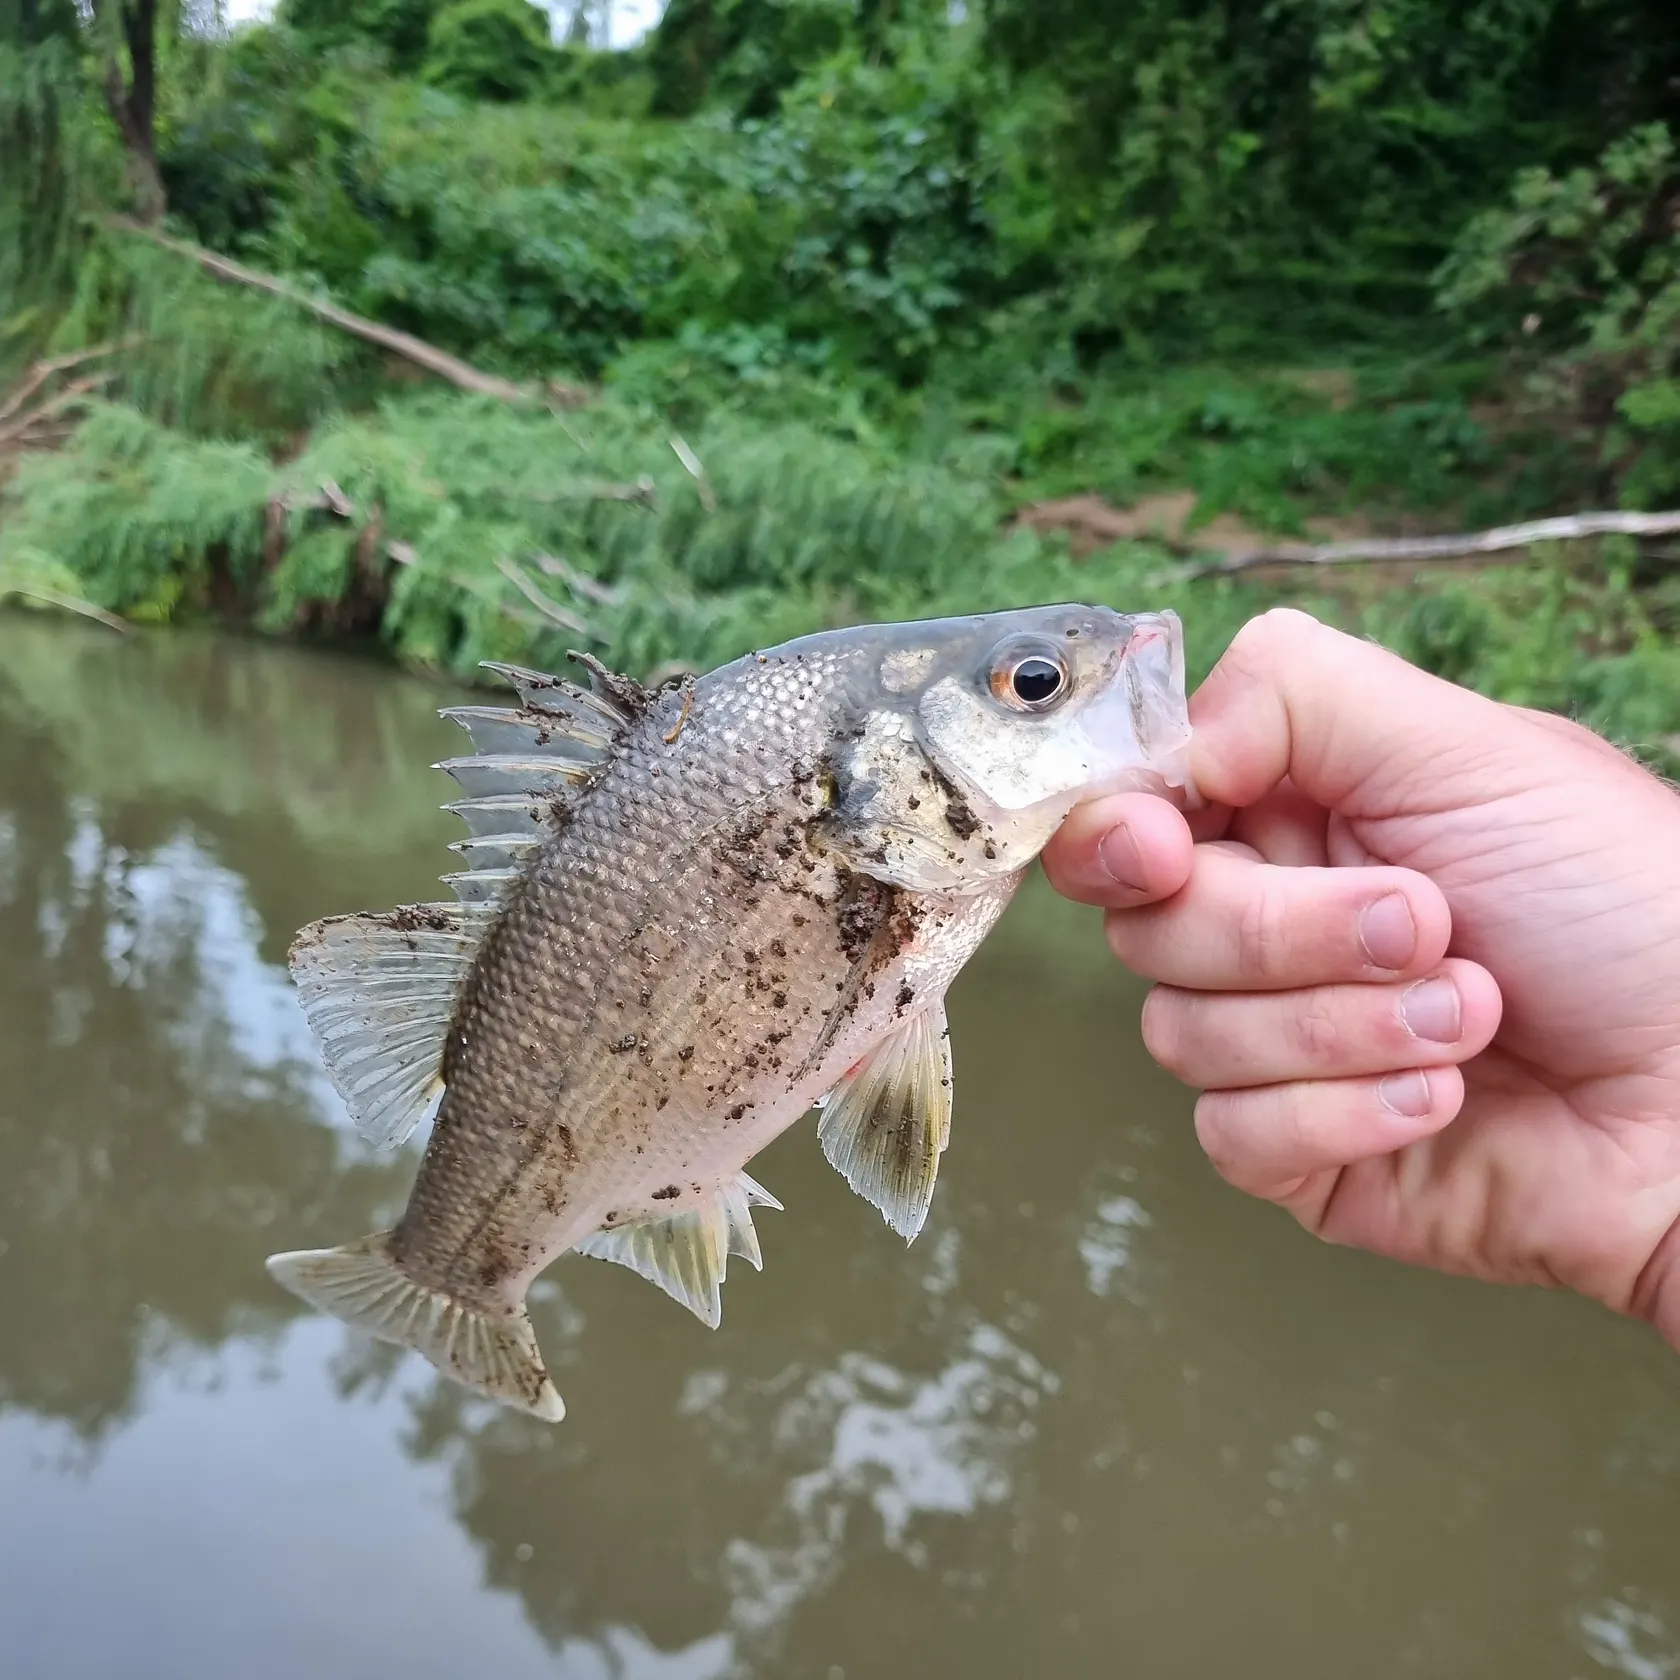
left=1169, top=509, right=1680, bottom=580
left=4, top=585, right=132, bottom=633
left=0, top=373, right=117, bottom=448
left=106, top=216, right=592, bottom=409
left=0, top=338, right=139, bottom=426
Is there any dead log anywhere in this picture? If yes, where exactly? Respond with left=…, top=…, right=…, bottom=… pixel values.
left=1170, top=509, right=1680, bottom=580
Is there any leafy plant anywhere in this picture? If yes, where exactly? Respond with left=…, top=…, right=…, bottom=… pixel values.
left=1435, top=122, right=1680, bottom=507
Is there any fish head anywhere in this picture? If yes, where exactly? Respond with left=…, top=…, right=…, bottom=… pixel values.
left=817, top=604, right=1193, bottom=893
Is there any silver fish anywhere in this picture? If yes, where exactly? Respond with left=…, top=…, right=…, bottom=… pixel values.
left=267, top=604, right=1192, bottom=1419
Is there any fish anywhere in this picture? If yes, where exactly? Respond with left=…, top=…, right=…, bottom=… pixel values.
left=265, top=603, right=1193, bottom=1420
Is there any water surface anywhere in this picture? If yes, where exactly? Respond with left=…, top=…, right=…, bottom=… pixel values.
left=1, top=616, right=1676, bottom=1680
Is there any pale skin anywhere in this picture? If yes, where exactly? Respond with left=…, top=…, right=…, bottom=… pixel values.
left=1041, top=608, right=1680, bottom=1352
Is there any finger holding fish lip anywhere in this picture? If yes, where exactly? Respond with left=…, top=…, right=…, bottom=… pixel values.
left=1141, top=957, right=1503, bottom=1091
left=1039, top=792, right=1196, bottom=906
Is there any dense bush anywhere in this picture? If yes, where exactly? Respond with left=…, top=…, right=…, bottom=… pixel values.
left=1435, top=122, right=1680, bottom=507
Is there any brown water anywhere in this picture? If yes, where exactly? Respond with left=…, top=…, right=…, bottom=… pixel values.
left=1, top=615, right=1676, bottom=1680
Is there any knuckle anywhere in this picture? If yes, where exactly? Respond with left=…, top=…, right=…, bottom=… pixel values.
left=1102, top=909, right=1136, bottom=965
left=1226, top=607, right=1319, bottom=673
left=1274, top=1088, right=1320, bottom=1173
left=1140, top=988, right=1189, bottom=1077
left=1234, top=878, right=1294, bottom=983
left=1193, top=1092, right=1239, bottom=1177
left=1289, top=999, right=1342, bottom=1071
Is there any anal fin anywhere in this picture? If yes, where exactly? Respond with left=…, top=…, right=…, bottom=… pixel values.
left=818, top=1004, right=952, bottom=1243
left=573, top=1174, right=782, bottom=1328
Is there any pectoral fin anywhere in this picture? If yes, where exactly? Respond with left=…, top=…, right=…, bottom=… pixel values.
left=817, top=1005, right=952, bottom=1243
left=573, top=1173, right=782, bottom=1328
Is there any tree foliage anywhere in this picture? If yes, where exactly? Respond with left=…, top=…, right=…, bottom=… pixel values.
left=0, top=0, right=1676, bottom=761
left=421, top=0, right=553, bottom=100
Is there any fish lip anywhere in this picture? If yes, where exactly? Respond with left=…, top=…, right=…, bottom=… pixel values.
left=1119, top=609, right=1197, bottom=801
left=1068, top=608, right=1195, bottom=802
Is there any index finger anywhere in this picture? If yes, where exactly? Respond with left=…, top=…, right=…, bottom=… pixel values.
left=1040, top=791, right=1201, bottom=907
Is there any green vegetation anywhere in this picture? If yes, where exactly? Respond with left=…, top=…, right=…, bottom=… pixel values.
left=1, top=0, right=1677, bottom=767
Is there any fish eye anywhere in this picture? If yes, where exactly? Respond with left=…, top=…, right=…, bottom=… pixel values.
left=989, top=644, right=1070, bottom=712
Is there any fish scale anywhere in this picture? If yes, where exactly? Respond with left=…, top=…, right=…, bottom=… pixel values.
left=267, top=605, right=1193, bottom=1421
left=395, top=649, right=864, bottom=1294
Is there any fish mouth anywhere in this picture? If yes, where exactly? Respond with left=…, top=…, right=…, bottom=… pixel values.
left=1078, top=609, right=1197, bottom=803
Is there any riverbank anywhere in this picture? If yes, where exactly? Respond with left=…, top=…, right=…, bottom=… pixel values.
left=4, top=15, right=1676, bottom=765
left=3, top=356, right=1677, bottom=776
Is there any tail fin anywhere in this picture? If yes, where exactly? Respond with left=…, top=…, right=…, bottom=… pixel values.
left=266, top=1235, right=565, bottom=1422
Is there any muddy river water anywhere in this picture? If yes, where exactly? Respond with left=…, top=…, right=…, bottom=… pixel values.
left=1, top=615, right=1675, bottom=1680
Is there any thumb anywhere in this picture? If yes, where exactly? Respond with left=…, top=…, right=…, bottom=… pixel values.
left=1189, top=609, right=1530, bottom=816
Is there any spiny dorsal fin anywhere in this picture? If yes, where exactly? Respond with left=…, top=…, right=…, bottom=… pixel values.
left=433, top=657, right=640, bottom=906
left=289, top=901, right=496, bottom=1149
left=480, top=659, right=636, bottom=732
left=817, top=1005, right=953, bottom=1243
left=567, top=650, right=652, bottom=721
left=573, top=1173, right=782, bottom=1328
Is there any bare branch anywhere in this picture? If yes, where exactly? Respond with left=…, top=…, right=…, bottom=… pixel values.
left=521, top=477, right=657, bottom=506
left=0, top=339, right=140, bottom=426
left=669, top=434, right=716, bottom=511
left=1169, top=509, right=1680, bottom=580
left=8, top=587, right=132, bottom=633
left=105, top=217, right=594, bottom=409
left=532, top=554, right=624, bottom=605
left=0, top=374, right=117, bottom=448
left=493, top=558, right=593, bottom=634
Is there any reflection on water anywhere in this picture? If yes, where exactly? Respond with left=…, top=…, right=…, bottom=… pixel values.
left=2, top=615, right=1678, bottom=1680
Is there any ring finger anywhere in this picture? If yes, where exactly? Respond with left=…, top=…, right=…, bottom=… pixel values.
left=1142, top=959, right=1503, bottom=1090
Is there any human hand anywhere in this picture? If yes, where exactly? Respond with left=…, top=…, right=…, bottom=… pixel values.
left=1043, top=608, right=1680, bottom=1349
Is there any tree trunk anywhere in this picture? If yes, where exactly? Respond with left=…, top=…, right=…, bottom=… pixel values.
left=95, top=0, right=165, bottom=224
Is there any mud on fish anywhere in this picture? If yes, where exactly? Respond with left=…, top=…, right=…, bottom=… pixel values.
left=267, top=605, right=1194, bottom=1420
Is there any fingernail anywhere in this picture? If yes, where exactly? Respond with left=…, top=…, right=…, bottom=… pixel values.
left=1401, top=977, right=1460, bottom=1043
left=1359, top=892, right=1416, bottom=971
left=1377, top=1070, right=1432, bottom=1118
left=1097, top=824, right=1147, bottom=893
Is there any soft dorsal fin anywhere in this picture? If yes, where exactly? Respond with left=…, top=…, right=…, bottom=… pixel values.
left=817, top=1005, right=953, bottom=1242
left=434, top=657, right=641, bottom=905
left=572, top=1173, right=782, bottom=1328
left=288, top=901, right=497, bottom=1149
